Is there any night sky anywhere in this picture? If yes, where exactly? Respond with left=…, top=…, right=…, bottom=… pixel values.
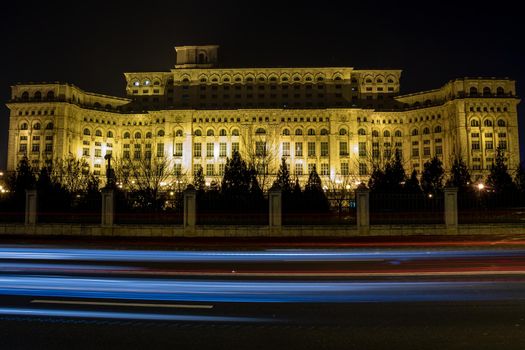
left=1, top=1, right=524, bottom=169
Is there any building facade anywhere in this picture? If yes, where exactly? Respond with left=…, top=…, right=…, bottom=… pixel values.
left=5, top=45, right=521, bottom=189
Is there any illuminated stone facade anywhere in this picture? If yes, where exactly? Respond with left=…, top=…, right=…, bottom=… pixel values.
left=5, top=45, right=521, bottom=188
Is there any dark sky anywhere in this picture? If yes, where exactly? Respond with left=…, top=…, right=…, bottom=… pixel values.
left=1, top=1, right=524, bottom=169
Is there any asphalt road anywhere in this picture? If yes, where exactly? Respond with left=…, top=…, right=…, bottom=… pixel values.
left=1, top=243, right=525, bottom=349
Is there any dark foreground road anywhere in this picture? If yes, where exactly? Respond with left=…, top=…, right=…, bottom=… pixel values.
left=0, top=243, right=525, bottom=349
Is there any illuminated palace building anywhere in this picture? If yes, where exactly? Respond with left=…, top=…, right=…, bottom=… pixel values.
left=5, top=45, right=521, bottom=187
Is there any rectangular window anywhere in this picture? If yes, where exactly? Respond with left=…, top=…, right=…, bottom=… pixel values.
left=193, top=164, right=201, bottom=175
left=320, top=163, right=329, bottom=175
left=308, top=163, right=315, bottom=174
left=372, top=149, right=379, bottom=158
left=144, top=150, right=151, bottom=159
left=435, top=145, right=443, bottom=155
left=485, top=133, right=493, bottom=138
left=358, top=142, right=367, bottom=157
left=308, top=142, right=316, bottom=157
left=412, top=148, right=419, bottom=157
left=256, top=141, right=266, bottom=157
left=282, top=142, right=290, bottom=156
left=206, top=164, right=214, bottom=176
left=157, top=143, right=164, bottom=157
left=95, top=149, right=102, bottom=157
left=173, top=164, right=182, bottom=175
left=471, top=133, right=480, bottom=138
left=339, top=141, right=348, bottom=156
left=232, top=142, right=239, bottom=154
left=498, top=140, right=507, bottom=149
left=471, top=141, right=480, bottom=150
left=219, top=143, right=227, bottom=157
left=20, top=136, right=28, bottom=141
left=320, top=142, right=328, bottom=157
left=295, top=163, right=303, bottom=176
left=174, top=143, right=183, bottom=156
left=83, top=140, right=90, bottom=145
left=423, top=147, right=431, bottom=156
left=32, top=136, right=40, bottom=141
left=341, top=162, right=349, bottom=175
left=359, top=163, right=368, bottom=175
left=485, top=141, right=493, bottom=150
left=19, top=144, right=27, bottom=152
left=45, top=144, right=53, bottom=152
left=218, top=164, right=225, bottom=176
left=206, top=142, right=214, bottom=157
left=384, top=149, right=392, bottom=159
left=194, top=143, right=202, bottom=157
left=434, top=138, right=442, bottom=143
left=123, top=151, right=131, bottom=159
left=498, top=132, right=507, bottom=138
left=295, top=142, right=303, bottom=157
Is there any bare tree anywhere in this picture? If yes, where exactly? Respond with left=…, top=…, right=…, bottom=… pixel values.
left=240, top=131, right=280, bottom=192
left=51, top=157, right=91, bottom=194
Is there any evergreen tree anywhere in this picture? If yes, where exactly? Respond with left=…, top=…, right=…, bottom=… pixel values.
left=303, top=165, right=329, bottom=213
left=404, top=169, right=422, bottom=193
left=13, top=157, right=36, bottom=194
left=273, top=158, right=292, bottom=194
left=487, top=147, right=515, bottom=194
left=384, top=149, right=406, bottom=192
left=421, top=156, right=445, bottom=195
left=221, top=151, right=251, bottom=196
left=193, top=165, right=205, bottom=192
left=368, top=165, right=386, bottom=192
left=515, top=162, right=525, bottom=193
left=448, top=154, right=471, bottom=192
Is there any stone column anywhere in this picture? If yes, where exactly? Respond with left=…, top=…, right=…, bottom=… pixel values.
left=268, top=185, right=282, bottom=230
left=444, top=187, right=458, bottom=234
left=101, top=189, right=115, bottom=227
left=184, top=185, right=197, bottom=230
left=355, top=186, right=370, bottom=235
left=25, top=189, right=37, bottom=225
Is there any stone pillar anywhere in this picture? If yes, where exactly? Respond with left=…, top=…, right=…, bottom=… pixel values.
left=184, top=185, right=197, bottom=230
left=25, top=189, right=37, bottom=225
left=444, top=187, right=458, bottom=233
left=355, top=186, right=370, bottom=235
left=101, top=189, right=115, bottom=227
left=268, top=186, right=282, bottom=230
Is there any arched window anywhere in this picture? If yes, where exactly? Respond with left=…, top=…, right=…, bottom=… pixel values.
left=470, top=119, right=480, bottom=127
left=176, top=129, right=183, bottom=137
left=434, top=125, right=442, bottom=133
left=95, top=130, right=102, bottom=137
left=423, top=127, right=430, bottom=135
left=107, top=131, right=113, bottom=138
left=123, top=132, right=130, bottom=139
left=308, top=128, right=316, bottom=136
left=395, top=130, right=402, bottom=137
left=483, top=119, right=493, bottom=127
left=20, top=122, right=28, bottom=130
left=146, top=132, right=152, bottom=139
left=21, top=91, right=29, bottom=101
left=282, top=128, right=290, bottom=136
left=320, top=128, right=329, bottom=135
left=219, top=129, right=227, bottom=136
left=372, top=130, right=379, bottom=137
left=497, top=119, right=506, bottom=127
left=45, top=122, right=54, bottom=130
left=424, top=99, right=432, bottom=106
left=295, top=128, right=303, bottom=135
left=339, top=128, right=348, bottom=136
left=469, top=87, right=478, bottom=96
left=483, top=87, right=492, bottom=96
left=256, top=128, right=266, bottom=135
left=232, top=129, right=240, bottom=136
left=496, top=87, right=505, bottom=96
left=194, top=129, right=202, bottom=136
left=198, top=53, right=207, bottom=64
left=365, top=78, right=372, bottom=83
left=358, top=128, right=366, bottom=136
left=46, top=91, right=54, bottom=100
left=84, top=128, right=91, bottom=136
left=105, top=104, right=112, bottom=110
left=134, top=132, right=141, bottom=139
left=94, top=102, right=101, bottom=108
left=34, top=91, right=42, bottom=100
left=157, top=130, right=165, bottom=137
left=383, top=130, right=390, bottom=137
left=206, top=129, right=214, bottom=136
left=412, top=129, right=419, bottom=136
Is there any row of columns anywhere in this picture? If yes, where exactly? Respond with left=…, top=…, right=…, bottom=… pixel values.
left=24, top=187, right=459, bottom=234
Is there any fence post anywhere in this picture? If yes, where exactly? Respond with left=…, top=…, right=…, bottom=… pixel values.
left=101, top=188, right=114, bottom=227
left=444, top=187, right=458, bottom=234
left=355, top=185, right=370, bottom=235
left=25, top=189, right=38, bottom=225
left=184, top=185, right=197, bottom=231
left=268, top=185, right=282, bottom=231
